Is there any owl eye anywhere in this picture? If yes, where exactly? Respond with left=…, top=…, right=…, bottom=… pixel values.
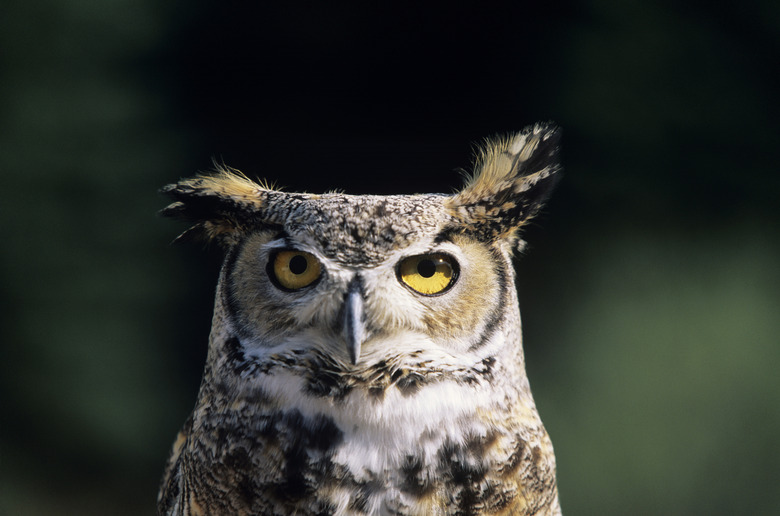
left=268, top=250, right=322, bottom=291
left=397, top=253, right=459, bottom=296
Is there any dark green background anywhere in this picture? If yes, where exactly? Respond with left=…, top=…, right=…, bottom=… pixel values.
left=2, top=1, right=778, bottom=514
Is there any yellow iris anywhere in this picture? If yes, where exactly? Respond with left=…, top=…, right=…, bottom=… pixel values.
left=270, top=250, right=322, bottom=290
left=398, top=253, right=458, bottom=295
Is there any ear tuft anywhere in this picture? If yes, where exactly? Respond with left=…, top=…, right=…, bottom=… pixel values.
left=159, top=166, right=274, bottom=246
left=446, top=122, right=562, bottom=244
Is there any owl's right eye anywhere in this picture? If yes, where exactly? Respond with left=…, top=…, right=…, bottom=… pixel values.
left=268, top=250, right=322, bottom=291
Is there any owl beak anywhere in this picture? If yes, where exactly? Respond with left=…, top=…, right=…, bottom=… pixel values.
left=343, top=278, right=367, bottom=366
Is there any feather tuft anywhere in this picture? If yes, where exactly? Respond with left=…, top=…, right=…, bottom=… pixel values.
left=160, top=166, right=277, bottom=245
left=445, top=122, right=562, bottom=244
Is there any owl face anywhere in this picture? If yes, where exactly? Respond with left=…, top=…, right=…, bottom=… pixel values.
left=162, top=123, right=561, bottom=378
left=222, top=204, right=507, bottom=368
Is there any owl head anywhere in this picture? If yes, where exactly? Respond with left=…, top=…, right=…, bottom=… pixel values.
left=161, top=123, right=560, bottom=380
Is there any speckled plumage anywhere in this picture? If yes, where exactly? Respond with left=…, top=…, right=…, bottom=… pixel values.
left=158, top=123, right=563, bottom=515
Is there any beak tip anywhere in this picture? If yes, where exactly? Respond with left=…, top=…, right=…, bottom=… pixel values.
left=347, top=342, right=361, bottom=366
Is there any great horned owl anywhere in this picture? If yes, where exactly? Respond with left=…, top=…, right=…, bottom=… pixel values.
left=158, top=123, right=563, bottom=515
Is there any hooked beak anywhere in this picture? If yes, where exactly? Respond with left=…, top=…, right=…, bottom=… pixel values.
left=343, top=277, right=367, bottom=365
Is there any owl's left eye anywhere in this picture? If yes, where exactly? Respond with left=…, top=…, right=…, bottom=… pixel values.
left=268, top=250, right=322, bottom=291
left=397, top=253, right=459, bottom=296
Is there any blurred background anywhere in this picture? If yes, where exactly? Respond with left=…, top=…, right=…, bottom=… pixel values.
left=1, top=0, right=778, bottom=514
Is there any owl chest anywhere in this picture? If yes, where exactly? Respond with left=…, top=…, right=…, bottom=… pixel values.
left=183, top=392, right=557, bottom=516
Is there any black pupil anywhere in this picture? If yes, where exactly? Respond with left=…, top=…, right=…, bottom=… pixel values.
left=417, top=259, right=437, bottom=278
left=288, top=255, right=308, bottom=275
